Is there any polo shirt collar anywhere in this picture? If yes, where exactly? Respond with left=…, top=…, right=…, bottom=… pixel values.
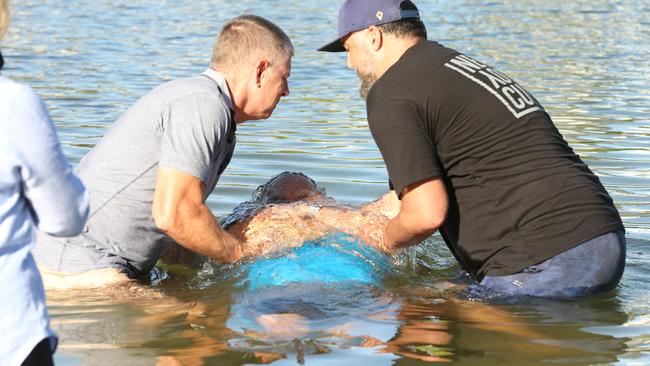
left=202, top=68, right=234, bottom=112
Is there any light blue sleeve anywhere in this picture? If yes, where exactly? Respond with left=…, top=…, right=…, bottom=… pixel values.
left=8, top=85, right=89, bottom=236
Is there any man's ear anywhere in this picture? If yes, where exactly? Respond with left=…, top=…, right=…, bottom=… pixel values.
left=255, top=59, right=270, bottom=88
left=367, top=25, right=383, bottom=52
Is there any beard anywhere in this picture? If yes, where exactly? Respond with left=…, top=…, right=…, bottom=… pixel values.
left=357, top=69, right=378, bottom=100
left=354, top=49, right=378, bottom=100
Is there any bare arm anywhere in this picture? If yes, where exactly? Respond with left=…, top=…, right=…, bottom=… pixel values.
left=382, top=178, right=448, bottom=251
left=316, top=180, right=446, bottom=252
left=359, top=191, right=401, bottom=219
left=228, top=191, right=402, bottom=255
left=227, top=203, right=331, bottom=256
left=152, top=166, right=242, bottom=263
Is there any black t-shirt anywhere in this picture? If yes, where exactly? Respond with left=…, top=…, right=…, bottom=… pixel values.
left=366, top=41, right=624, bottom=280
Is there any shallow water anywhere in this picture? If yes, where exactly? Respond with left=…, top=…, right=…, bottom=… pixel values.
left=3, top=0, right=650, bottom=364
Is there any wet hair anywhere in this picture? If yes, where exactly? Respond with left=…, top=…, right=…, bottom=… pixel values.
left=377, top=1, right=427, bottom=40
left=210, top=14, right=294, bottom=72
left=250, top=171, right=325, bottom=204
left=220, top=172, right=326, bottom=230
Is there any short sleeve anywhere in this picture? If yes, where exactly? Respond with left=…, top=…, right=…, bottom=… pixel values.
left=368, top=98, right=442, bottom=198
left=159, top=94, right=231, bottom=183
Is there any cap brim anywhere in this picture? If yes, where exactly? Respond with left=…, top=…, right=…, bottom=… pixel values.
left=317, top=37, right=346, bottom=52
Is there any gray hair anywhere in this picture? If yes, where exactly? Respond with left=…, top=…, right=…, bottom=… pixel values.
left=0, top=0, right=9, bottom=40
left=210, top=14, right=294, bottom=72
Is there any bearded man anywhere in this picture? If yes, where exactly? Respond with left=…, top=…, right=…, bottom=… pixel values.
left=319, top=0, right=625, bottom=298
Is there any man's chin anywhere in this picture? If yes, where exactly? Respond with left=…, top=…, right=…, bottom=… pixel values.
left=261, top=102, right=281, bottom=119
left=261, top=110, right=274, bottom=119
left=359, top=85, right=372, bottom=100
left=250, top=109, right=275, bottom=121
left=358, top=78, right=376, bottom=100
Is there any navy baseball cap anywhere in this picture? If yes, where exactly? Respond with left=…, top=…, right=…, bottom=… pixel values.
left=318, top=0, right=420, bottom=52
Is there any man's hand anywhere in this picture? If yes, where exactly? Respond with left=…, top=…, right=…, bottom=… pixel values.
left=351, top=212, right=391, bottom=252
left=226, top=215, right=275, bottom=258
left=152, top=166, right=242, bottom=263
left=360, top=191, right=401, bottom=219
left=382, top=178, right=448, bottom=251
left=316, top=206, right=390, bottom=252
left=226, top=203, right=331, bottom=257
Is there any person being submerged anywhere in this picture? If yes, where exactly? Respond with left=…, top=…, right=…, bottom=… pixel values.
left=217, top=172, right=401, bottom=347
left=181, top=172, right=545, bottom=363
left=157, top=173, right=434, bottom=365
left=223, top=171, right=399, bottom=257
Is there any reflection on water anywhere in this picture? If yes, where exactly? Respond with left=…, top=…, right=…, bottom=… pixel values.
left=3, top=0, right=650, bottom=365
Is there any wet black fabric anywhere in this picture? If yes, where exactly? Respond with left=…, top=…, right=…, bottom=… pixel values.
left=366, top=41, right=623, bottom=280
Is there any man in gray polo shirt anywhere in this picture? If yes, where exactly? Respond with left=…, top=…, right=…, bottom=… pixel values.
left=34, top=15, right=293, bottom=287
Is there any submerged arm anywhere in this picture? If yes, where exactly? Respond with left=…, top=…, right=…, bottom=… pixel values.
left=226, top=203, right=332, bottom=256
left=226, top=191, right=403, bottom=256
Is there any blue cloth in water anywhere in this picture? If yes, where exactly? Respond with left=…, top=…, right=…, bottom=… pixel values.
left=240, top=233, right=390, bottom=291
left=227, top=233, right=395, bottom=333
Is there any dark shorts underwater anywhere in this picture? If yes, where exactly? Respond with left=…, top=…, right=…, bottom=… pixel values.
left=469, top=230, right=626, bottom=299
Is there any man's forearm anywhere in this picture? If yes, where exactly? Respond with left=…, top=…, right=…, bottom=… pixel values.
left=319, top=207, right=431, bottom=252
left=227, top=203, right=332, bottom=257
left=380, top=179, right=447, bottom=251
left=315, top=206, right=388, bottom=250
left=382, top=214, right=436, bottom=251
left=159, top=203, right=242, bottom=263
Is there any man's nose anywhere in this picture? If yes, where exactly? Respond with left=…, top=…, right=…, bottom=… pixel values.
left=283, top=81, right=290, bottom=97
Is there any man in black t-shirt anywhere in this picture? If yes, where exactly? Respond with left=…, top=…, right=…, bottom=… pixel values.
left=319, top=0, right=626, bottom=298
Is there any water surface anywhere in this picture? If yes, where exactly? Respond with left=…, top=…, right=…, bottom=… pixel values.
left=3, top=0, right=649, bottom=364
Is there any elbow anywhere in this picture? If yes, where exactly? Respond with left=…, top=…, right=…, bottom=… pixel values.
left=153, top=196, right=202, bottom=240
left=70, top=193, right=90, bottom=234
left=409, top=211, right=445, bottom=237
left=40, top=193, right=90, bottom=237
left=152, top=200, right=193, bottom=239
left=153, top=207, right=180, bottom=236
left=61, top=187, right=90, bottom=236
left=43, top=217, right=86, bottom=237
left=66, top=207, right=89, bottom=235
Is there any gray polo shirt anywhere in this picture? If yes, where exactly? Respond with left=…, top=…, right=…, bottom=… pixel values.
left=34, top=69, right=237, bottom=277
